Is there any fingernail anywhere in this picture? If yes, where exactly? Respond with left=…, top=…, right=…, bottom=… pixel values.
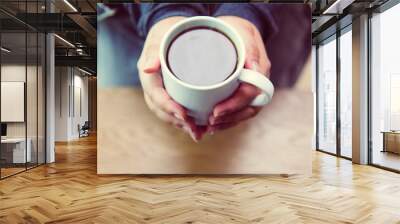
left=209, top=116, right=216, bottom=125
left=215, top=110, right=227, bottom=118
left=183, top=126, right=198, bottom=142
left=190, top=132, right=199, bottom=142
left=173, top=113, right=184, bottom=121
left=183, top=125, right=191, bottom=133
left=252, top=61, right=259, bottom=72
left=207, top=126, right=215, bottom=135
left=210, top=117, right=222, bottom=125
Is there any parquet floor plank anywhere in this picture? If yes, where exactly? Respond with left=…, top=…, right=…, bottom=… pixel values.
left=1, top=135, right=400, bottom=223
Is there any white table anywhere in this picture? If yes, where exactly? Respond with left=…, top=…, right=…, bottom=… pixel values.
left=1, top=138, right=31, bottom=163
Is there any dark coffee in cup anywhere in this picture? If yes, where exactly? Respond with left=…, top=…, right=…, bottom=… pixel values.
left=167, top=27, right=238, bottom=86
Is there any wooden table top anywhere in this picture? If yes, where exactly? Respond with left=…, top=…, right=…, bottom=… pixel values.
left=381, top=131, right=400, bottom=134
left=98, top=87, right=313, bottom=175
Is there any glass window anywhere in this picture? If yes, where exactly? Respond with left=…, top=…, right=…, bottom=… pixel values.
left=317, top=36, right=337, bottom=154
left=0, top=1, right=46, bottom=179
left=371, top=3, right=400, bottom=171
left=27, top=30, right=38, bottom=169
left=1, top=30, right=28, bottom=178
left=339, top=28, right=352, bottom=158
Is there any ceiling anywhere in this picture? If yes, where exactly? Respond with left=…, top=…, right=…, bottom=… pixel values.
left=0, top=0, right=99, bottom=73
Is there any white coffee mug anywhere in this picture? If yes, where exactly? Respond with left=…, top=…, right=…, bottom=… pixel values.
left=160, top=16, right=274, bottom=125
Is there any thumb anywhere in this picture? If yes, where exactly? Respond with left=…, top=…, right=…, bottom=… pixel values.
left=142, top=41, right=161, bottom=73
left=144, top=57, right=161, bottom=73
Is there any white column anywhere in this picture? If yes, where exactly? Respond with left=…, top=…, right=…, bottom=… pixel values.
left=46, top=32, right=55, bottom=163
left=352, top=14, right=369, bottom=164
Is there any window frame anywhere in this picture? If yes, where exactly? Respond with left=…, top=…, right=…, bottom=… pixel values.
left=367, top=0, right=400, bottom=173
left=314, top=23, right=353, bottom=160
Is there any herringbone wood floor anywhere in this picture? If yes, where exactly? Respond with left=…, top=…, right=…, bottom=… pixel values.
left=1, top=135, right=400, bottom=224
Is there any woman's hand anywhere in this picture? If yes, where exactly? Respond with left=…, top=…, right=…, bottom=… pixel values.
left=138, top=16, right=271, bottom=139
left=137, top=16, right=205, bottom=142
left=208, top=16, right=272, bottom=133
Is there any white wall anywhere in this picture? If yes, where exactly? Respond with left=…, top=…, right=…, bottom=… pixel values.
left=1, top=63, right=46, bottom=163
left=55, top=67, right=70, bottom=141
left=1, top=82, right=25, bottom=122
left=1, top=65, right=37, bottom=137
left=1, top=65, right=27, bottom=141
left=55, top=67, right=89, bottom=141
left=73, top=73, right=89, bottom=137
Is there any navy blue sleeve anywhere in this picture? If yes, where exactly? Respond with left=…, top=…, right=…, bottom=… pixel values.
left=136, top=3, right=208, bottom=37
left=212, top=3, right=278, bottom=41
left=135, top=3, right=278, bottom=42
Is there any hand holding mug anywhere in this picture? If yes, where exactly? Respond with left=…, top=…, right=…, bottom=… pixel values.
left=139, top=16, right=274, bottom=142
left=208, top=16, right=272, bottom=133
left=137, top=16, right=206, bottom=141
left=160, top=16, right=274, bottom=134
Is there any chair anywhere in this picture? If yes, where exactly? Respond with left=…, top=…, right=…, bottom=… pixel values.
left=79, top=121, right=90, bottom=138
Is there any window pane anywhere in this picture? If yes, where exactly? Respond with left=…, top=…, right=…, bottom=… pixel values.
left=340, top=29, right=352, bottom=158
left=0, top=1, right=46, bottom=178
left=1, top=30, right=28, bottom=177
left=27, top=31, right=38, bottom=169
left=371, top=3, right=400, bottom=171
left=318, top=37, right=337, bottom=154
left=38, top=32, right=45, bottom=165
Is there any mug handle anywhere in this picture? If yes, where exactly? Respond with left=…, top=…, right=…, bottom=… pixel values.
left=238, top=69, right=274, bottom=106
